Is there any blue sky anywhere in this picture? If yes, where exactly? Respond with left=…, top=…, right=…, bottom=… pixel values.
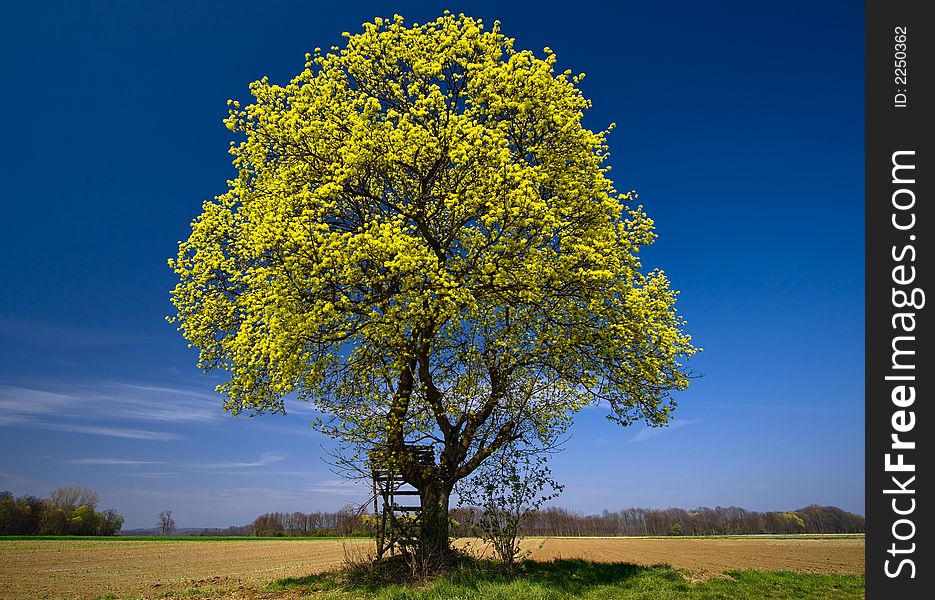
left=0, top=1, right=863, bottom=529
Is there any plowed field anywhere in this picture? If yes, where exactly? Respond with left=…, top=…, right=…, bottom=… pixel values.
left=0, top=536, right=864, bottom=599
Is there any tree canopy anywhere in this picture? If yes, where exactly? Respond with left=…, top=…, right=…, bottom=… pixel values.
left=0, top=488, right=124, bottom=536
left=170, top=11, right=696, bottom=557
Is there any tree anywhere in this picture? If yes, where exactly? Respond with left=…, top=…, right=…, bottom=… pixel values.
left=252, top=512, right=285, bottom=536
left=170, top=12, right=696, bottom=565
left=49, top=486, right=98, bottom=511
left=157, top=510, right=176, bottom=536
left=99, top=509, right=125, bottom=536
left=2, top=489, right=123, bottom=536
left=0, top=491, right=20, bottom=534
left=68, top=504, right=101, bottom=535
left=38, top=501, right=68, bottom=535
left=456, top=444, right=563, bottom=570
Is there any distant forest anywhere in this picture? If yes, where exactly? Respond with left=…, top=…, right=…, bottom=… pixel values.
left=2, top=488, right=863, bottom=538
left=233, top=504, right=863, bottom=538
left=1, top=488, right=124, bottom=536
left=453, top=505, right=864, bottom=537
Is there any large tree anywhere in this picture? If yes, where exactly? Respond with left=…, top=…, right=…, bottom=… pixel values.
left=170, top=12, right=696, bottom=561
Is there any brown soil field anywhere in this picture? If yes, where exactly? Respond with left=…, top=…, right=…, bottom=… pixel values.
left=524, top=536, right=864, bottom=580
left=0, top=536, right=864, bottom=600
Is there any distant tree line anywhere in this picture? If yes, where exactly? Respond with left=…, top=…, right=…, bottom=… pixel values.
left=1, top=487, right=124, bottom=536
left=249, top=505, right=369, bottom=537
left=450, top=505, right=864, bottom=537
left=196, top=504, right=862, bottom=538
left=192, top=524, right=253, bottom=536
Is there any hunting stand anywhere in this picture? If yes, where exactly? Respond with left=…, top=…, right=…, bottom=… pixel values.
left=371, top=444, right=434, bottom=559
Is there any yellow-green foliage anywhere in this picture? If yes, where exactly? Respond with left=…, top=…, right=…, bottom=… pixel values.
left=170, top=13, right=696, bottom=479
left=783, top=512, right=806, bottom=529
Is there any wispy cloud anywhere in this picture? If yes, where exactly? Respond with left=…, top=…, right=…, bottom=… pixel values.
left=0, top=381, right=227, bottom=441
left=62, top=453, right=292, bottom=474
left=41, top=423, right=184, bottom=441
left=0, top=386, right=73, bottom=422
left=214, top=486, right=311, bottom=503
left=582, top=398, right=612, bottom=410
left=254, top=470, right=322, bottom=478
left=189, top=452, right=288, bottom=469
left=65, top=458, right=166, bottom=466
left=630, top=419, right=698, bottom=443
left=79, top=382, right=223, bottom=424
left=125, top=472, right=178, bottom=478
left=0, top=382, right=222, bottom=424
left=305, top=478, right=367, bottom=495
left=283, top=397, right=325, bottom=416
left=0, top=315, right=159, bottom=347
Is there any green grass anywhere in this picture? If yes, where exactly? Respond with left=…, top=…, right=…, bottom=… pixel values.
left=269, top=559, right=865, bottom=599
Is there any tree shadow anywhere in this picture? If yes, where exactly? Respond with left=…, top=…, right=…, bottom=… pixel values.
left=517, top=559, right=678, bottom=593
left=273, top=556, right=677, bottom=595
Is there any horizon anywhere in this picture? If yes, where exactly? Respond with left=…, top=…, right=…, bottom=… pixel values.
left=3, top=485, right=866, bottom=532
left=1, top=0, right=863, bottom=531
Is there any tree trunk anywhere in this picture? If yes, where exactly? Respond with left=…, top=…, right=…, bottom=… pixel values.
left=418, top=481, right=451, bottom=568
